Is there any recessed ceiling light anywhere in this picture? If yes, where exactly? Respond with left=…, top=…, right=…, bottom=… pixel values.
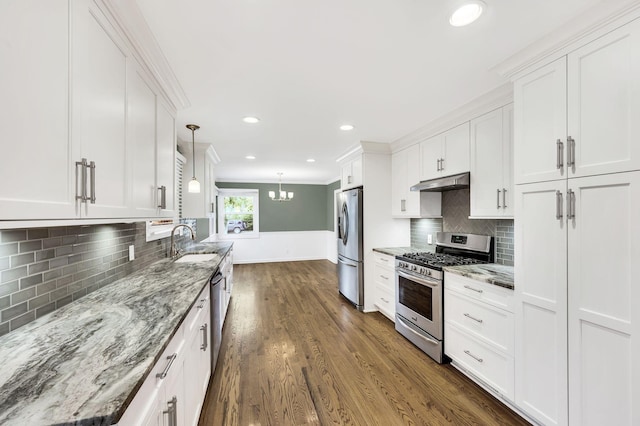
left=245, top=155, right=256, bottom=160
left=449, top=1, right=485, bottom=27
left=307, top=158, right=316, bottom=163
left=340, top=124, right=354, bottom=131
left=243, top=116, right=260, bottom=124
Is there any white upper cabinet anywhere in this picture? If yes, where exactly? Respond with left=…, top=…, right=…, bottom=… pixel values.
left=420, top=122, right=470, bottom=181
left=0, top=0, right=180, bottom=223
left=513, top=58, right=567, bottom=185
left=73, top=0, right=130, bottom=218
left=470, top=104, right=514, bottom=218
left=341, top=156, right=363, bottom=190
left=567, top=20, right=640, bottom=178
left=0, top=0, right=76, bottom=220
left=515, top=19, right=640, bottom=186
left=392, top=145, right=441, bottom=218
left=156, top=101, right=177, bottom=217
left=129, top=65, right=159, bottom=217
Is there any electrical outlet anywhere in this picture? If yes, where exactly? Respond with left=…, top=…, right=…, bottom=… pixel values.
left=128, top=245, right=135, bottom=261
left=427, top=234, right=433, bottom=244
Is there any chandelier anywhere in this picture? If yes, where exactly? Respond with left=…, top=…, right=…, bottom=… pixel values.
left=269, top=173, right=294, bottom=202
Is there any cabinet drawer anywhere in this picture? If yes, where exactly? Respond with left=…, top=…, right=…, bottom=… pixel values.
left=445, top=323, right=514, bottom=401
left=445, top=289, right=513, bottom=354
left=184, top=284, right=210, bottom=335
left=374, top=284, right=395, bottom=320
left=373, top=252, right=394, bottom=267
left=445, top=272, right=514, bottom=312
left=374, top=264, right=394, bottom=291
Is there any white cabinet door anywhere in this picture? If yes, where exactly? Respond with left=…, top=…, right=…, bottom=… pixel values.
left=157, top=101, right=177, bottom=217
left=351, top=157, right=363, bottom=187
left=441, top=122, right=470, bottom=177
left=391, top=146, right=419, bottom=217
left=129, top=65, right=158, bottom=217
left=0, top=0, right=77, bottom=220
left=470, top=108, right=504, bottom=217
left=514, top=180, right=568, bottom=426
left=567, top=171, right=640, bottom=426
left=568, top=20, right=640, bottom=179
left=420, top=135, right=442, bottom=181
left=341, top=157, right=363, bottom=190
left=470, top=105, right=514, bottom=218
left=514, top=57, right=568, bottom=185
left=391, top=148, right=408, bottom=216
left=73, top=0, right=129, bottom=218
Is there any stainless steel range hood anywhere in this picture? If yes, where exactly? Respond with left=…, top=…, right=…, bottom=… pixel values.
left=410, top=172, right=470, bottom=192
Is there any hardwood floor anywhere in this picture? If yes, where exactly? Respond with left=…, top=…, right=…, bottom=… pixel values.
left=199, top=260, right=528, bottom=426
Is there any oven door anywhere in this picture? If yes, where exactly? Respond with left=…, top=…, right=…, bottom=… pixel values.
left=395, top=269, right=442, bottom=340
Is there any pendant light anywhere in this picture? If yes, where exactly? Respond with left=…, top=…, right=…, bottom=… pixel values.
left=269, top=173, right=294, bottom=202
left=186, top=124, right=201, bottom=193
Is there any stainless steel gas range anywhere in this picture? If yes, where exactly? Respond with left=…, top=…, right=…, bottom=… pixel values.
left=395, top=232, right=493, bottom=363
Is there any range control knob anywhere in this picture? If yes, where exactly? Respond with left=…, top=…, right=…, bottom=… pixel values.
left=426, top=269, right=431, bottom=276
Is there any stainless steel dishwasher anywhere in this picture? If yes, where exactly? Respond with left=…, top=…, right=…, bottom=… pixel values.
left=210, top=267, right=224, bottom=372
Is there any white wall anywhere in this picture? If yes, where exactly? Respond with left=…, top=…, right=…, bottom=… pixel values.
left=228, top=231, right=337, bottom=264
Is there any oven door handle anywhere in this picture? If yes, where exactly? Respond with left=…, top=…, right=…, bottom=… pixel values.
left=396, top=316, right=439, bottom=346
left=396, top=270, right=440, bottom=288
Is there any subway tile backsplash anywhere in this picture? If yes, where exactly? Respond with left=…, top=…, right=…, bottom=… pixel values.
left=0, top=222, right=193, bottom=337
left=410, top=189, right=514, bottom=266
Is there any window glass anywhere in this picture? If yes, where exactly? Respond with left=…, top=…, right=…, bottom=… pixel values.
left=218, top=189, right=259, bottom=238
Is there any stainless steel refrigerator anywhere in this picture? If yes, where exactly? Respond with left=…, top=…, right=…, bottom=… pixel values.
left=337, top=187, right=364, bottom=310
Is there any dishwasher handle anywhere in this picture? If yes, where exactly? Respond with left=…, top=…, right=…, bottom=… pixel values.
left=210, top=269, right=224, bottom=286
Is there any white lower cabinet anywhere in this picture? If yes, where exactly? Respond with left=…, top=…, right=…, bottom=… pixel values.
left=444, top=273, right=515, bottom=402
left=372, top=252, right=395, bottom=320
left=118, top=284, right=211, bottom=426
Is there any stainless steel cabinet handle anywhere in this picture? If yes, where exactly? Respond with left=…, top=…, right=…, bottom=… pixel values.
left=497, top=189, right=501, bottom=209
left=200, top=323, right=208, bottom=351
left=436, top=158, right=440, bottom=171
left=211, top=202, right=215, bottom=213
left=75, top=158, right=88, bottom=202
left=379, top=258, right=388, bottom=262
left=567, top=189, right=576, bottom=220
left=464, top=313, right=483, bottom=323
left=347, top=175, right=352, bottom=184
left=556, top=190, right=563, bottom=220
left=380, top=297, right=389, bottom=303
left=502, top=188, right=507, bottom=208
left=464, top=285, right=483, bottom=294
left=464, top=349, right=483, bottom=363
left=556, top=139, right=564, bottom=170
left=440, top=158, right=445, bottom=171
left=157, top=186, right=167, bottom=209
left=380, top=275, right=389, bottom=280
left=567, top=136, right=575, bottom=168
left=197, top=298, right=206, bottom=309
left=89, top=161, right=96, bottom=204
left=156, top=353, right=177, bottom=379
left=164, top=396, right=177, bottom=426
left=400, top=199, right=406, bottom=212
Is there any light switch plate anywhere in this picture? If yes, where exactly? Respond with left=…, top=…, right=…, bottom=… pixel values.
left=128, top=245, right=135, bottom=261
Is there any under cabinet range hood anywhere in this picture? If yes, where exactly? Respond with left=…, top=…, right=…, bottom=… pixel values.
left=410, top=172, right=470, bottom=192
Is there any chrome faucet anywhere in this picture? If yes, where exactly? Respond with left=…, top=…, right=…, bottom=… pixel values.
left=170, top=224, right=195, bottom=258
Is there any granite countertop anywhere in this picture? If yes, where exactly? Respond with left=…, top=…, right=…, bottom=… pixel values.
left=0, top=241, right=232, bottom=426
left=373, top=246, right=427, bottom=257
left=443, top=263, right=514, bottom=290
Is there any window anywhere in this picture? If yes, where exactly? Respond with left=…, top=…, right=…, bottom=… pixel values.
left=217, top=189, right=259, bottom=238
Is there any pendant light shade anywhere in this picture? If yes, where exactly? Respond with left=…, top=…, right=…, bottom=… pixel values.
left=186, top=124, right=201, bottom=193
left=270, top=173, right=294, bottom=202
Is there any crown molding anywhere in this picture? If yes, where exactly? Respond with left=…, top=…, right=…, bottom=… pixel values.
left=494, top=0, right=640, bottom=80
left=99, top=0, right=190, bottom=111
left=390, top=82, right=513, bottom=152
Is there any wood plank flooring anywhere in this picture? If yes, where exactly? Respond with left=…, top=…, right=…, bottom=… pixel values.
left=199, top=260, right=528, bottom=426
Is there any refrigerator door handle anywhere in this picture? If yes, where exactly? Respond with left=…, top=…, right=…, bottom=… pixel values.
left=341, top=202, right=349, bottom=245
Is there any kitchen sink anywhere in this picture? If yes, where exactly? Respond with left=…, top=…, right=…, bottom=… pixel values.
left=174, top=253, right=218, bottom=263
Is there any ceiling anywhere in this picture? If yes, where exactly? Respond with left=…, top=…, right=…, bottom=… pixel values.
left=135, top=0, right=604, bottom=184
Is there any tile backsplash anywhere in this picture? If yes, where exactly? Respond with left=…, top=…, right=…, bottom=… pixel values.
left=411, top=188, right=514, bottom=266
left=0, top=222, right=193, bottom=337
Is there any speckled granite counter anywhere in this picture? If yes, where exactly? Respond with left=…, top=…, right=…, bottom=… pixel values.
left=443, top=264, right=514, bottom=290
left=0, top=241, right=232, bottom=426
left=373, top=246, right=427, bottom=257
